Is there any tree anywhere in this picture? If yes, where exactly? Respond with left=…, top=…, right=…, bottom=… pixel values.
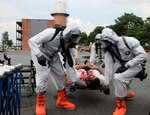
left=144, top=17, right=150, bottom=24
left=1, top=31, right=13, bottom=50
left=136, top=20, right=150, bottom=49
left=7, top=39, right=13, bottom=47
left=109, top=13, right=149, bottom=49
left=113, top=13, right=143, bottom=36
left=77, top=13, right=149, bottom=50
left=88, top=26, right=104, bottom=44
left=78, top=32, right=87, bottom=45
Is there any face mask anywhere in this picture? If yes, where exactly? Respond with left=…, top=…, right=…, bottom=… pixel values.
left=95, top=39, right=101, bottom=44
left=70, top=35, right=81, bottom=44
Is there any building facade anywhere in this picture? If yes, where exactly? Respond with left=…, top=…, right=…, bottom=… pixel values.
left=16, top=1, right=69, bottom=51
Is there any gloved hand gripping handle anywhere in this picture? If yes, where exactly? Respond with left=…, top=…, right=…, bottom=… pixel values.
left=103, top=85, right=110, bottom=95
left=36, top=55, right=46, bottom=66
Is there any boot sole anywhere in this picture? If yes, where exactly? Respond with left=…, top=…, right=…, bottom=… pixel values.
left=56, top=106, right=76, bottom=111
left=35, top=113, right=46, bottom=115
left=35, top=114, right=46, bottom=115
left=113, top=111, right=126, bottom=115
left=35, top=110, right=46, bottom=115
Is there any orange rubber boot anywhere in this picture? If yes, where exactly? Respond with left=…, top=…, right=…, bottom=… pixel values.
left=113, top=99, right=126, bottom=115
left=36, top=95, right=46, bottom=115
left=125, top=91, right=135, bottom=99
left=56, top=90, right=76, bottom=110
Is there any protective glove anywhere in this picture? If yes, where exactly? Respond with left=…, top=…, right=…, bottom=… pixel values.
left=115, top=65, right=127, bottom=73
left=36, top=55, right=46, bottom=66
left=102, top=85, right=110, bottom=95
left=134, top=67, right=148, bottom=81
left=70, top=82, right=76, bottom=92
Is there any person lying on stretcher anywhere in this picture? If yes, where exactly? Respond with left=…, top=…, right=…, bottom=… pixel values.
left=66, top=63, right=110, bottom=95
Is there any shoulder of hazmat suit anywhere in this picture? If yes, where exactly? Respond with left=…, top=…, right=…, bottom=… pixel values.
left=121, top=36, right=147, bottom=68
left=28, top=28, right=59, bottom=58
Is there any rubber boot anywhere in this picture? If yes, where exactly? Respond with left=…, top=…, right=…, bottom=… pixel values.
left=113, top=99, right=126, bottom=115
left=36, top=95, right=46, bottom=115
left=125, top=91, right=135, bottom=99
left=56, top=90, right=76, bottom=110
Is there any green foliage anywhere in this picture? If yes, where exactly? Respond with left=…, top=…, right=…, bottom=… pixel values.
left=112, top=13, right=149, bottom=49
left=135, top=23, right=150, bottom=49
left=80, top=13, right=150, bottom=50
left=113, top=13, right=143, bottom=36
left=80, top=26, right=104, bottom=45
left=1, top=31, right=13, bottom=50
left=144, top=17, right=150, bottom=24
left=78, top=32, right=87, bottom=45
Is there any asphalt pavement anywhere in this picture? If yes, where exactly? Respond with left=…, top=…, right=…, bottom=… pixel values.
left=0, top=51, right=150, bottom=115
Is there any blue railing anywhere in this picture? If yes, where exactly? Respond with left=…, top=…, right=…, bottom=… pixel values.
left=0, top=64, right=22, bottom=115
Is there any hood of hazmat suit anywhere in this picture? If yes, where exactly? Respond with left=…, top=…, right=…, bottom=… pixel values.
left=63, top=27, right=81, bottom=44
left=101, top=28, right=119, bottom=44
left=95, top=33, right=102, bottom=44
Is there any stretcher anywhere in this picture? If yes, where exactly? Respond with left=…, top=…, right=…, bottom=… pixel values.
left=69, top=79, right=104, bottom=91
left=68, top=77, right=110, bottom=95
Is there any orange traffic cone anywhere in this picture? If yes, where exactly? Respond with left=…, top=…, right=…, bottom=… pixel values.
left=56, top=90, right=76, bottom=110
left=36, top=95, right=46, bottom=115
left=125, top=91, right=135, bottom=99
left=113, top=99, right=126, bottom=115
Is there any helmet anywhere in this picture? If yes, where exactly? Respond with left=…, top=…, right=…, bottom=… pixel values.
left=101, top=28, right=118, bottom=44
left=95, top=34, right=101, bottom=40
left=64, top=27, right=81, bottom=44
left=95, top=34, right=101, bottom=44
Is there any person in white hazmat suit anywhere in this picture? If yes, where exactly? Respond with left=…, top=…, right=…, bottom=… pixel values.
left=90, top=34, right=105, bottom=75
left=99, top=28, right=147, bottom=115
left=28, top=27, right=81, bottom=115
left=90, top=34, right=104, bottom=62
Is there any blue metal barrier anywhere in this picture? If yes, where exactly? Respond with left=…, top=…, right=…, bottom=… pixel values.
left=18, top=65, right=22, bottom=115
left=0, top=64, right=22, bottom=115
left=0, top=79, right=2, bottom=114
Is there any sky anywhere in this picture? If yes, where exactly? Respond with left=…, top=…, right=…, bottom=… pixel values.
left=0, top=0, right=150, bottom=44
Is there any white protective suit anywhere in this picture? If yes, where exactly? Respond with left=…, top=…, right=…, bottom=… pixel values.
left=90, top=43, right=105, bottom=63
left=100, top=28, right=147, bottom=99
left=28, top=27, right=80, bottom=94
left=90, top=34, right=105, bottom=75
left=90, top=34, right=101, bottom=63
